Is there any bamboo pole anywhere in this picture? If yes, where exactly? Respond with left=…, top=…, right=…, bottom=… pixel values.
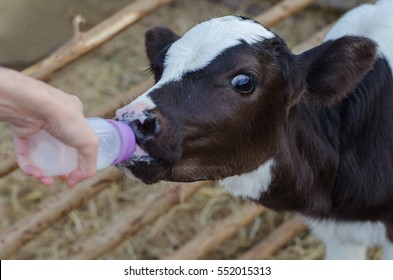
left=22, top=0, right=175, bottom=80
left=0, top=157, right=18, bottom=178
left=65, top=181, right=208, bottom=259
left=162, top=203, right=266, bottom=260
left=238, top=216, right=308, bottom=260
left=255, top=0, right=315, bottom=27
left=0, top=168, right=120, bottom=259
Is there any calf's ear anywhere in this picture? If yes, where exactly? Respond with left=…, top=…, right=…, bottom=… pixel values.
left=145, top=27, right=180, bottom=64
left=298, top=36, right=377, bottom=106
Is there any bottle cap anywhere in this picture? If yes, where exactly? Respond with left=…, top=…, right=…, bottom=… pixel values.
left=106, top=119, right=136, bottom=164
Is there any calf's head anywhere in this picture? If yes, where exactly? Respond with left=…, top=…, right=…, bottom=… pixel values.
left=116, top=16, right=376, bottom=184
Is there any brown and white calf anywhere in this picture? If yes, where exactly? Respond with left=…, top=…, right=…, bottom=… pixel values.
left=116, top=0, right=393, bottom=259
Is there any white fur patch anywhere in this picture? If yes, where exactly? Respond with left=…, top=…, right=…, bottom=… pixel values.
left=309, top=219, right=387, bottom=247
left=161, top=16, right=275, bottom=83
left=325, top=0, right=393, bottom=71
left=308, top=218, right=392, bottom=259
left=115, top=90, right=157, bottom=122
left=219, top=158, right=275, bottom=200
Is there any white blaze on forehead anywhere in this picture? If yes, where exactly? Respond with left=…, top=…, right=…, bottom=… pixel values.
left=161, top=16, right=275, bottom=83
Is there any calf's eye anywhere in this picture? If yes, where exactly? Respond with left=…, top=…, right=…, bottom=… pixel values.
left=231, top=74, right=255, bottom=94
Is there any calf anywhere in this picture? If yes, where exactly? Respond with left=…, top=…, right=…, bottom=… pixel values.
left=116, top=0, right=393, bottom=259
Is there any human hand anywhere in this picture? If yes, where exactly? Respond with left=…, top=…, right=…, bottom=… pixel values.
left=0, top=67, right=98, bottom=187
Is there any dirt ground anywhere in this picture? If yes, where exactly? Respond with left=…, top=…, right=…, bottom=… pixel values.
left=0, top=0, right=377, bottom=259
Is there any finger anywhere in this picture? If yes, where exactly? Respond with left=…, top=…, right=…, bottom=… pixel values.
left=13, top=133, right=28, bottom=159
left=21, top=164, right=42, bottom=178
left=66, top=169, right=86, bottom=187
left=40, top=176, right=54, bottom=186
left=13, top=133, right=42, bottom=177
left=13, top=131, right=54, bottom=186
left=59, top=174, right=69, bottom=181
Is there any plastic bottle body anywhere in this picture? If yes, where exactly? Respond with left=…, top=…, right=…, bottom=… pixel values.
left=27, top=118, right=134, bottom=177
left=88, top=118, right=122, bottom=170
left=28, top=130, right=79, bottom=176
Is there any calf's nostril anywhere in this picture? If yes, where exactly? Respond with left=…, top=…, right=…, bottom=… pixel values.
left=142, top=115, right=160, bottom=135
left=130, top=112, right=160, bottom=142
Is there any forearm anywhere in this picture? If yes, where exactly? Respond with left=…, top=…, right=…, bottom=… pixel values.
left=0, top=67, right=51, bottom=127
